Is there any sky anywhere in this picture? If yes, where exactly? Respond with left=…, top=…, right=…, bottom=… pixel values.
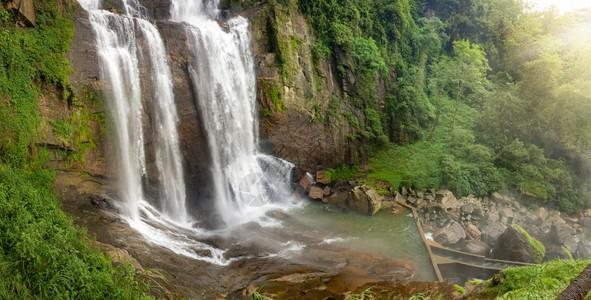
left=527, top=0, right=591, bottom=14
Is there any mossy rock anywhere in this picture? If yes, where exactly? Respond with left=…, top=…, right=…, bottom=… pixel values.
left=512, top=224, right=545, bottom=264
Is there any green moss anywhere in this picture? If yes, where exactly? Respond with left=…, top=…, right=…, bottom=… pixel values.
left=50, top=119, right=74, bottom=139
left=453, top=284, right=464, bottom=294
left=325, top=165, right=358, bottom=182
left=562, top=246, right=574, bottom=260
left=343, top=111, right=359, bottom=128
left=511, top=224, right=545, bottom=264
left=485, top=259, right=591, bottom=299
left=311, top=103, right=323, bottom=121
left=260, top=79, right=285, bottom=112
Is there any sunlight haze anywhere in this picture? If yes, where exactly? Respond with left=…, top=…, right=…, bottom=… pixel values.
left=528, top=0, right=591, bottom=13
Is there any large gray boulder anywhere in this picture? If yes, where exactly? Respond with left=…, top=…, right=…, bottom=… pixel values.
left=346, top=185, right=383, bottom=215
left=465, top=223, right=481, bottom=240
left=461, top=240, right=491, bottom=256
left=491, top=225, right=544, bottom=263
left=433, top=220, right=465, bottom=246
left=481, top=222, right=506, bottom=246
left=551, top=223, right=576, bottom=245
left=577, top=240, right=591, bottom=259
left=435, top=189, right=460, bottom=211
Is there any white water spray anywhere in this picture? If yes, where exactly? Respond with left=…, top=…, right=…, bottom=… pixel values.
left=174, top=2, right=295, bottom=227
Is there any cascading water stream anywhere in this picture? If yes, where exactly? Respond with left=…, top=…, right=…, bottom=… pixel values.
left=78, top=0, right=296, bottom=264
left=172, top=0, right=295, bottom=227
left=79, top=0, right=188, bottom=224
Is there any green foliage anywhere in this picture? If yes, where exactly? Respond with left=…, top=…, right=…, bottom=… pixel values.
left=0, top=1, right=150, bottom=298
left=343, top=111, right=359, bottom=128
left=0, top=166, right=150, bottom=299
left=485, top=260, right=591, bottom=299
left=325, top=165, right=358, bottom=182
left=50, top=119, right=74, bottom=139
left=453, top=284, right=464, bottom=294
left=369, top=142, right=443, bottom=190
left=408, top=293, right=444, bottom=300
left=260, top=79, right=285, bottom=112
left=252, top=286, right=271, bottom=300
left=346, top=287, right=375, bottom=300
left=562, top=246, right=574, bottom=260
left=0, top=0, right=73, bottom=168
left=511, top=224, right=545, bottom=263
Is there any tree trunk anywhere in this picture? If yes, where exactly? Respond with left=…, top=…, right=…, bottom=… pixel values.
left=557, top=263, right=591, bottom=300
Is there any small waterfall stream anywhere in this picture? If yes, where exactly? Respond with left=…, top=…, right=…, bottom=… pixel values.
left=78, top=0, right=295, bottom=264
left=177, top=8, right=294, bottom=227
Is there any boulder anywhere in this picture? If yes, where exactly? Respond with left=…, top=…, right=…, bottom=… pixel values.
left=491, top=192, right=509, bottom=206
left=315, top=170, right=330, bottom=185
left=461, top=203, right=474, bottom=214
left=465, top=223, right=482, bottom=240
left=577, top=240, right=591, bottom=259
left=322, top=186, right=331, bottom=196
left=486, top=206, right=500, bottom=223
left=499, top=207, right=514, bottom=220
left=580, top=218, right=591, bottom=228
left=347, top=185, right=383, bottom=215
left=585, top=209, right=591, bottom=218
left=537, top=207, right=549, bottom=221
left=401, top=186, right=409, bottom=196
left=433, top=220, right=465, bottom=246
left=5, top=0, right=36, bottom=27
left=327, top=181, right=352, bottom=205
left=550, top=223, right=576, bottom=245
left=96, top=242, right=143, bottom=272
left=299, top=174, right=312, bottom=192
left=308, top=186, right=324, bottom=201
left=563, top=235, right=580, bottom=255
left=544, top=244, right=571, bottom=260
left=491, top=225, right=544, bottom=263
left=435, top=189, right=460, bottom=211
left=481, top=222, right=506, bottom=246
left=461, top=240, right=491, bottom=256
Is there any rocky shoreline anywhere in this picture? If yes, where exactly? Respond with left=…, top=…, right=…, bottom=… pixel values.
left=299, top=171, right=591, bottom=264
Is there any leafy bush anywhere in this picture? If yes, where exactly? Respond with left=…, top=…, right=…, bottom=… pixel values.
left=325, top=165, right=358, bottom=182
left=0, top=166, right=150, bottom=299
left=485, top=259, right=591, bottom=299
left=0, top=1, right=151, bottom=298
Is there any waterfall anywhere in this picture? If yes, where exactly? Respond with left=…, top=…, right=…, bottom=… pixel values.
left=87, top=10, right=145, bottom=221
left=173, top=1, right=295, bottom=227
left=78, top=0, right=295, bottom=263
left=80, top=0, right=188, bottom=224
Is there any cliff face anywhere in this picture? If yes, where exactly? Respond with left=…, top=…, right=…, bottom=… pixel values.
left=245, top=3, right=366, bottom=175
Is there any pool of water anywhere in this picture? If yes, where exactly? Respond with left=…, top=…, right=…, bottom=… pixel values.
left=284, top=201, right=437, bottom=281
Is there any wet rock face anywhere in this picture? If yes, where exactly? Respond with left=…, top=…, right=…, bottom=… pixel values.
left=157, top=20, right=218, bottom=225
left=491, top=226, right=537, bottom=263
left=246, top=5, right=365, bottom=173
